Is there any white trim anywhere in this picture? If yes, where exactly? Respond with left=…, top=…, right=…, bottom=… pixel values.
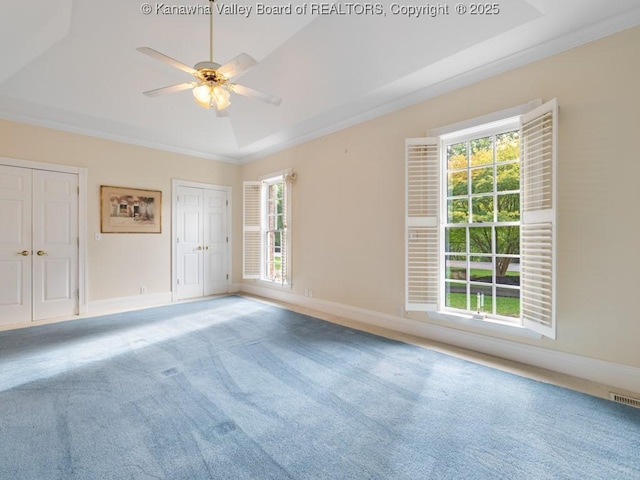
left=77, top=167, right=88, bottom=314
left=0, top=156, right=83, bottom=174
left=439, top=116, right=521, bottom=144
left=171, top=179, right=233, bottom=301
left=241, top=283, right=640, bottom=395
left=87, top=292, right=173, bottom=317
left=0, top=112, right=240, bottom=165
left=259, top=168, right=292, bottom=182
left=429, top=100, right=540, bottom=138
left=0, top=156, right=87, bottom=317
left=430, top=310, right=541, bottom=339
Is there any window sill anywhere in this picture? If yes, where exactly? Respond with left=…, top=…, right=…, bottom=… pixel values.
left=253, top=279, right=292, bottom=290
left=429, top=310, right=542, bottom=339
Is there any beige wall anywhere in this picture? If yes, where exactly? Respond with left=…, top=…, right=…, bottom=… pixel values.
left=242, top=25, right=640, bottom=368
left=0, top=121, right=242, bottom=301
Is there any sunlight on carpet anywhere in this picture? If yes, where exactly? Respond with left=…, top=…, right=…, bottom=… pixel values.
left=0, top=297, right=266, bottom=392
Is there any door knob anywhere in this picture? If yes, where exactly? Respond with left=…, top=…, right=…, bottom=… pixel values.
left=17, top=250, right=30, bottom=256
left=196, top=246, right=203, bottom=250
left=37, top=250, right=47, bottom=256
left=205, top=246, right=209, bottom=250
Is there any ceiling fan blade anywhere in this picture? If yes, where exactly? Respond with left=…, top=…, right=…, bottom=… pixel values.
left=137, top=47, right=198, bottom=76
left=142, top=82, right=197, bottom=97
left=231, top=84, right=282, bottom=106
left=217, top=53, right=258, bottom=80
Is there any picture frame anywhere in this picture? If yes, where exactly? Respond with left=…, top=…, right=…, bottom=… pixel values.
left=100, top=185, right=162, bottom=233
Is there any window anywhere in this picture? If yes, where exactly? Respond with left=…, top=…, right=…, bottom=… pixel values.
left=264, top=178, right=286, bottom=283
left=443, top=124, right=521, bottom=319
left=243, top=170, right=292, bottom=285
left=405, top=100, right=557, bottom=338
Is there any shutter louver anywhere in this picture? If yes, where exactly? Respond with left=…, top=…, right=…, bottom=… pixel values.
left=520, top=99, right=557, bottom=338
left=405, top=138, right=439, bottom=311
left=243, top=181, right=262, bottom=279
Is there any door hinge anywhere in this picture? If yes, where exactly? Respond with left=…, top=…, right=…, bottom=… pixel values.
left=76, top=289, right=80, bottom=299
left=177, top=279, right=180, bottom=285
left=177, top=237, right=180, bottom=244
left=77, top=186, right=80, bottom=195
left=177, top=195, right=180, bottom=202
left=226, top=236, right=228, bottom=243
left=226, top=200, right=228, bottom=206
left=226, top=274, right=229, bottom=280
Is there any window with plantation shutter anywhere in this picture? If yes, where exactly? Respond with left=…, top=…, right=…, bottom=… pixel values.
left=520, top=99, right=557, bottom=338
left=405, top=138, right=439, bottom=311
left=243, top=181, right=262, bottom=279
left=405, top=99, right=557, bottom=338
left=243, top=171, right=292, bottom=285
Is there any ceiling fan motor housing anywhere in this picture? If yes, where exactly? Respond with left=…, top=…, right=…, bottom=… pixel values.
left=194, top=61, right=225, bottom=83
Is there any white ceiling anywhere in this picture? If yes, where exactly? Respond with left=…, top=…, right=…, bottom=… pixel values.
left=1, top=0, right=639, bottom=163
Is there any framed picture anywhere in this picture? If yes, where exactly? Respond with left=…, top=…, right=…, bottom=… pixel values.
left=100, top=186, right=162, bottom=233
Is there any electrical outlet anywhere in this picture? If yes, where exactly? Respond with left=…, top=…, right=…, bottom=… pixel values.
left=140, top=286, right=147, bottom=295
left=308, top=290, right=313, bottom=298
left=396, top=305, right=404, bottom=316
left=304, top=288, right=309, bottom=297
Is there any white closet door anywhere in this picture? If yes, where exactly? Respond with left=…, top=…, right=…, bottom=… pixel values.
left=0, top=165, right=32, bottom=325
left=0, top=166, right=78, bottom=325
left=176, top=185, right=229, bottom=300
left=203, top=188, right=227, bottom=296
left=32, top=170, right=79, bottom=320
left=176, top=186, right=204, bottom=300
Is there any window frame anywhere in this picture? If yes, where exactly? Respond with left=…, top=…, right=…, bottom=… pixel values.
left=440, top=118, right=522, bottom=324
left=262, top=174, right=286, bottom=284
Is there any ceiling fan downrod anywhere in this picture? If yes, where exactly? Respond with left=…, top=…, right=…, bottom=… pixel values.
left=209, top=0, right=215, bottom=63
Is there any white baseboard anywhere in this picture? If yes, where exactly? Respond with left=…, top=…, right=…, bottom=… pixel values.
left=241, top=283, right=640, bottom=395
left=88, top=292, right=173, bottom=317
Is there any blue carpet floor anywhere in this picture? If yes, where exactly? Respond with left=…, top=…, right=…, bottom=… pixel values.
left=0, top=295, right=639, bottom=479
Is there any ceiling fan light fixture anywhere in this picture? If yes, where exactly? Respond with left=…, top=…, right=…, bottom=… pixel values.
left=192, top=83, right=231, bottom=110
left=213, top=85, right=231, bottom=110
left=193, top=83, right=212, bottom=108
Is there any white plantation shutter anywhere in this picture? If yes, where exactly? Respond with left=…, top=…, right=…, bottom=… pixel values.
left=520, top=99, right=557, bottom=338
left=405, top=138, right=439, bottom=311
left=280, top=173, right=290, bottom=285
left=243, top=181, right=262, bottom=279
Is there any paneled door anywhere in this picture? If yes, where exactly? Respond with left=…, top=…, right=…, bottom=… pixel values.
left=0, top=165, right=32, bottom=324
left=32, top=170, right=79, bottom=320
left=0, top=165, right=78, bottom=325
left=176, top=185, right=228, bottom=300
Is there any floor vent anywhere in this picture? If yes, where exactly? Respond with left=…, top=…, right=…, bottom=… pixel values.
left=609, top=392, right=640, bottom=409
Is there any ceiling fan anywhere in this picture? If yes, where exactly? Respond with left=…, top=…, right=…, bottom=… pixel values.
left=137, top=0, right=281, bottom=116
